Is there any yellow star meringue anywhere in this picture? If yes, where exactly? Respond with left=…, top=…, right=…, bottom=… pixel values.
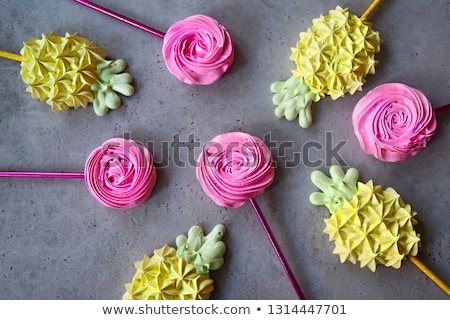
left=311, top=166, right=420, bottom=272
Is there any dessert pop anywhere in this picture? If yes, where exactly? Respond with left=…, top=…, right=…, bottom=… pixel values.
left=310, top=165, right=450, bottom=296
left=196, top=131, right=306, bottom=299
left=270, top=1, right=383, bottom=128
left=123, top=224, right=227, bottom=300
left=73, top=0, right=234, bottom=85
left=353, top=82, right=449, bottom=162
left=0, top=138, right=157, bottom=209
left=0, top=33, right=134, bottom=116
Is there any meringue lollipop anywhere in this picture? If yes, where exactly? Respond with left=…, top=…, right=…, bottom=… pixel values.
left=310, top=165, right=450, bottom=296
left=73, top=0, right=234, bottom=85
left=270, top=1, right=383, bottom=128
left=0, top=33, right=134, bottom=116
left=196, top=132, right=306, bottom=299
left=353, top=82, right=449, bottom=162
left=123, top=224, right=226, bottom=300
left=0, top=138, right=157, bottom=209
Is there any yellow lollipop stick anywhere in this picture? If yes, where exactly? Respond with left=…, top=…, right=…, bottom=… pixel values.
left=361, top=0, right=384, bottom=20
left=0, top=50, right=23, bottom=62
left=408, top=255, right=450, bottom=296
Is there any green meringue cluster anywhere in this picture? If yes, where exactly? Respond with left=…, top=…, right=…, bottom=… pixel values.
left=271, top=6, right=381, bottom=128
left=310, top=166, right=420, bottom=272
left=123, top=225, right=226, bottom=300
left=20, top=32, right=134, bottom=116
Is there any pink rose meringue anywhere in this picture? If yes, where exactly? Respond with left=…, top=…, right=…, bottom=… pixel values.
left=84, top=138, right=157, bottom=209
left=352, top=83, right=437, bottom=162
left=196, top=132, right=274, bottom=208
left=162, top=14, right=234, bottom=85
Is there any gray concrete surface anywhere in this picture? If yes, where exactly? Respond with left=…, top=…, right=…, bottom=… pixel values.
left=0, top=0, right=449, bottom=300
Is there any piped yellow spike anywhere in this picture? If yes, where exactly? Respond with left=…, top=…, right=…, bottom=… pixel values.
left=0, top=50, right=23, bottom=62
left=361, top=0, right=384, bottom=21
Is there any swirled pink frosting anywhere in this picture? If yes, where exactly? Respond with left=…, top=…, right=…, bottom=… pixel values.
left=162, top=14, right=234, bottom=85
left=84, top=138, right=157, bottom=209
left=352, top=83, right=437, bottom=162
left=196, top=132, right=274, bottom=208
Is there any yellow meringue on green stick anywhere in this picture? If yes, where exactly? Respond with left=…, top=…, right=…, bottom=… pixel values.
left=271, top=2, right=382, bottom=128
left=0, top=32, right=134, bottom=116
left=310, top=165, right=450, bottom=296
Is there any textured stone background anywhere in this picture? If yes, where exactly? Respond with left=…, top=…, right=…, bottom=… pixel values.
left=0, top=0, right=449, bottom=299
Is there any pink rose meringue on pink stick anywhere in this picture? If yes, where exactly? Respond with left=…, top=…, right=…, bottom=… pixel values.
left=0, top=138, right=157, bottom=209
left=196, top=132, right=275, bottom=208
left=84, top=138, right=157, bottom=209
left=162, top=14, right=234, bottom=85
left=73, top=0, right=234, bottom=85
left=197, top=132, right=306, bottom=299
left=352, top=83, right=437, bottom=162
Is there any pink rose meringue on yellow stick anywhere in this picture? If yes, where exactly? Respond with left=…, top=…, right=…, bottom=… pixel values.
left=0, top=138, right=157, bottom=209
left=196, top=132, right=306, bottom=299
left=73, top=0, right=234, bottom=85
left=353, top=83, right=449, bottom=162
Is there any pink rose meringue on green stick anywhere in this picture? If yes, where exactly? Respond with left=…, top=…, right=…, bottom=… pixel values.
left=73, top=0, right=234, bottom=85
left=0, top=138, right=157, bottom=209
left=196, top=132, right=306, bottom=299
left=353, top=83, right=449, bottom=162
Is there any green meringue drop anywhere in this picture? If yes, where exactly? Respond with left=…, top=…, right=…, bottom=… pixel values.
left=91, top=59, right=134, bottom=116
left=270, top=76, right=315, bottom=128
left=176, top=224, right=226, bottom=274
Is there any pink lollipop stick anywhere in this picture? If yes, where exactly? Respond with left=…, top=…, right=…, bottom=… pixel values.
left=249, top=198, right=306, bottom=299
left=434, top=103, right=450, bottom=114
left=73, top=0, right=165, bottom=38
left=0, top=171, right=84, bottom=179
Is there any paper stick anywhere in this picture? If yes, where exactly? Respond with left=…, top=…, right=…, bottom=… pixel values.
left=434, top=103, right=450, bottom=114
left=0, top=50, right=23, bottom=62
left=249, top=198, right=306, bottom=299
left=408, top=255, right=450, bottom=296
left=73, top=0, right=165, bottom=39
left=0, top=171, right=84, bottom=179
left=361, top=0, right=384, bottom=20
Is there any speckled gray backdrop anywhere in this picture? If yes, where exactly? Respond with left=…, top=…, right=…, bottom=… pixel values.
left=0, top=0, right=449, bottom=299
